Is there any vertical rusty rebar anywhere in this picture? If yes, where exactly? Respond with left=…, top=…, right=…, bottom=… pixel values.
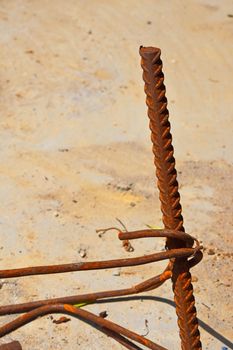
left=139, top=46, right=201, bottom=350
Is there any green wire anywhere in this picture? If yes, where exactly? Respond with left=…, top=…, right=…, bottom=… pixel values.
left=73, top=301, right=93, bottom=308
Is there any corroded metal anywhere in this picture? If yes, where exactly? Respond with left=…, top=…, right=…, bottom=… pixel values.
left=0, top=47, right=202, bottom=349
left=0, top=229, right=202, bottom=317
left=0, top=246, right=197, bottom=278
left=0, top=229, right=197, bottom=279
left=139, top=46, right=202, bottom=350
left=0, top=342, right=22, bottom=350
left=0, top=304, right=166, bottom=350
left=0, top=228, right=201, bottom=348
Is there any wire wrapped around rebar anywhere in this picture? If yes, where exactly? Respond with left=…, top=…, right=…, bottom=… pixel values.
left=0, top=228, right=202, bottom=349
left=0, top=47, right=203, bottom=350
left=139, top=46, right=202, bottom=350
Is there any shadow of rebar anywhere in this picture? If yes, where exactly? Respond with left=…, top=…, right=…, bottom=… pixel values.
left=96, top=295, right=233, bottom=349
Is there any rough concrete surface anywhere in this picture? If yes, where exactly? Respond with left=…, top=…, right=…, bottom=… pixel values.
left=0, top=0, right=232, bottom=349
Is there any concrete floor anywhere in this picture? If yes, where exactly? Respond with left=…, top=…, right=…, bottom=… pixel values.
left=0, top=0, right=232, bottom=349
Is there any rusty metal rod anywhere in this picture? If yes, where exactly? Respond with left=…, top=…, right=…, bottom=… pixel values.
left=0, top=270, right=172, bottom=315
left=139, top=46, right=201, bottom=350
left=97, top=228, right=195, bottom=246
left=119, top=231, right=202, bottom=268
left=0, top=304, right=167, bottom=350
left=0, top=230, right=201, bottom=318
left=0, top=246, right=198, bottom=279
left=0, top=342, right=22, bottom=350
left=118, top=229, right=195, bottom=246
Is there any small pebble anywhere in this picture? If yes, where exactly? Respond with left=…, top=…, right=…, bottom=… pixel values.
left=207, top=248, right=215, bottom=255
left=116, top=183, right=133, bottom=191
left=78, top=248, right=87, bottom=258
left=53, top=316, right=71, bottom=324
left=99, top=311, right=108, bottom=318
left=58, top=148, right=69, bottom=152
left=113, top=268, right=121, bottom=276
left=192, top=276, right=198, bottom=282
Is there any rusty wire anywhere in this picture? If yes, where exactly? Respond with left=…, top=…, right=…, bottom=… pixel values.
left=0, top=229, right=199, bottom=279
left=0, top=229, right=201, bottom=349
left=0, top=304, right=168, bottom=350
left=0, top=47, right=203, bottom=349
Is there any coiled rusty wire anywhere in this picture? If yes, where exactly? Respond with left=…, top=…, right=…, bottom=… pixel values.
left=0, top=229, right=201, bottom=349
left=0, top=47, right=202, bottom=349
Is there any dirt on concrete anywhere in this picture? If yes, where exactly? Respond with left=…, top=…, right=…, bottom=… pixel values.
left=0, top=0, right=232, bottom=349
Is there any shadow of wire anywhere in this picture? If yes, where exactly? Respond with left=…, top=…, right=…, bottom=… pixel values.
left=96, top=295, right=233, bottom=349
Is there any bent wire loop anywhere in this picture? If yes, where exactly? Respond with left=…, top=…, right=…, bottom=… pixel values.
left=0, top=228, right=202, bottom=350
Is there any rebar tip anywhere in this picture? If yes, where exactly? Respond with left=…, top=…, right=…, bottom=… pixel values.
left=139, top=46, right=161, bottom=56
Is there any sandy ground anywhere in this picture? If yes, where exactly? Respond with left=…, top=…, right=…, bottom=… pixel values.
left=0, top=0, right=232, bottom=349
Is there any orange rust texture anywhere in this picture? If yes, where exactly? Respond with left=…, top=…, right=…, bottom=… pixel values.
left=139, top=46, right=202, bottom=350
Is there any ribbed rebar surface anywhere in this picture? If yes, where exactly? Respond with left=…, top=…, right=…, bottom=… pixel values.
left=139, top=46, right=201, bottom=350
